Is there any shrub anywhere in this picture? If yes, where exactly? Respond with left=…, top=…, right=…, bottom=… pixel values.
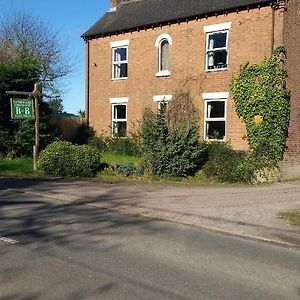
left=141, top=93, right=207, bottom=177
left=88, top=136, right=108, bottom=153
left=116, top=163, right=143, bottom=177
left=71, top=122, right=95, bottom=145
left=203, top=142, right=256, bottom=183
left=107, top=137, right=141, bottom=156
left=88, top=135, right=141, bottom=156
left=37, top=140, right=101, bottom=177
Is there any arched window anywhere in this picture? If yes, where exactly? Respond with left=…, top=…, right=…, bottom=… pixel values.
left=159, top=39, right=169, bottom=72
left=155, top=34, right=172, bottom=76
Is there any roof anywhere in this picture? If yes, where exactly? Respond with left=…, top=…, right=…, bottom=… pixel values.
left=82, top=0, right=274, bottom=39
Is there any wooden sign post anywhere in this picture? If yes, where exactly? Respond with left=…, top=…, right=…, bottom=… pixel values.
left=6, top=83, right=43, bottom=171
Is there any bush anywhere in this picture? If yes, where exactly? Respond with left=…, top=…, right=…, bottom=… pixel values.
left=141, top=94, right=207, bottom=177
left=37, top=141, right=101, bottom=177
left=107, top=137, right=141, bottom=156
left=203, top=142, right=256, bottom=183
left=71, top=122, right=96, bottom=145
left=88, top=136, right=141, bottom=156
left=116, top=163, right=143, bottom=177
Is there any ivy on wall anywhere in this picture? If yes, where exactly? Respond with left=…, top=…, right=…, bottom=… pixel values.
left=230, top=46, right=290, bottom=163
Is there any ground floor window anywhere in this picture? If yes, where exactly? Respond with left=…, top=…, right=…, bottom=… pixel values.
left=110, top=98, right=128, bottom=137
left=202, top=92, right=228, bottom=141
left=153, top=95, right=172, bottom=110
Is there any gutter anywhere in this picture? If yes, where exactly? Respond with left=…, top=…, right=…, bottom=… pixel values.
left=85, top=40, right=90, bottom=124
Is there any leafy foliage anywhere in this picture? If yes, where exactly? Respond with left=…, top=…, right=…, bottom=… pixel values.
left=142, top=93, right=207, bottom=177
left=88, top=136, right=141, bottom=156
left=203, top=142, right=256, bottom=183
left=0, top=11, right=74, bottom=97
left=0, top=58, right=61, bottom=158
left=230, top=46, right=290, bottom=163
left=116, top=163, right=143, bottom=177
left=37, top=141, right=101, bottom=177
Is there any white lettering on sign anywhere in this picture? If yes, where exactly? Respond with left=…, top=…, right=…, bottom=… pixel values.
left=25, top=107, right=30, bottom=115
left=16, top=107, right=22, bottom=115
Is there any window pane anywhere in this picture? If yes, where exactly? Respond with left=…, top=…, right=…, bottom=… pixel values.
left=160, top=39, right=169, bottom=71
left=114, top=104, right=126, bottom=120
left=207, top=50, right=227, bottom=69
left=206, top=121, right=225, bottom=140
left=114, top=47, right=127, bottom=62
left=114, top=63, right=128, bottom=78
left=113, top=121, right=127, bottom=137
left=207, top=101, right=225, bottom=118
left=208, top=32, right=227, bottom=49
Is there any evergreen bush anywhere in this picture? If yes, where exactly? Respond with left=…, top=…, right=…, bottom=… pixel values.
left=37, top=140, right=101, bottom=177
left=141, top=94, right=207, bottom=177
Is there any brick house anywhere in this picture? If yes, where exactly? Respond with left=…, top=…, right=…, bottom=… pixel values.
left=82, top=0, right=300, bottom=178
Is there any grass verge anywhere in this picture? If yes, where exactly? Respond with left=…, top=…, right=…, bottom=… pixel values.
left=101, top=152, right=141, bottom=165
left=0, top=155, right=213, bottom=185
left=280, top=210, right=300, bottom=227
left=0, top=158, right=34, bottom=177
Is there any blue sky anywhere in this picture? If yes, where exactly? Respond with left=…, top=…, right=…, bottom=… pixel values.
left=0, top=0, right=110, bottom=114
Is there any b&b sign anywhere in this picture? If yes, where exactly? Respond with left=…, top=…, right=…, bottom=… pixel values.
left=10, top=98, right=34, bottom=119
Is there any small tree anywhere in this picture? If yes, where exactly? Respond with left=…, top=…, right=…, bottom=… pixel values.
left=142, top=93, right=207, bottom=177
left=0, top=11, right=74, bottom=98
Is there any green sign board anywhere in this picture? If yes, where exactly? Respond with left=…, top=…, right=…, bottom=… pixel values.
left=10, top=98, right=34, bottom=119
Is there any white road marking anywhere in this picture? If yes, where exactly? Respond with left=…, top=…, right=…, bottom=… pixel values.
left=0, top=237, right=18, bottom=244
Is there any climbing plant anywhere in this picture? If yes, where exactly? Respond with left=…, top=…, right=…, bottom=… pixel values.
left=230, top=46, right=290, bottom=164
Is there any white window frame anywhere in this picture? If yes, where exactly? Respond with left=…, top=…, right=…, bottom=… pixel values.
left=155, top=34, right=172, bottom=77
left=202, top=92, right=228, bottom=141
left=110, top=39, right=129, bottom=80
left=109, top=97, right=128, bottom=137
left=203, top=22, right=231, bottom=72
left=153, top=95, right=172, bottom=109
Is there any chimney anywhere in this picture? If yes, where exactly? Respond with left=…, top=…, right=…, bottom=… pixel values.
left=110, top=0, right=134, bottom=8
left=110, top=0, right=122, bottom=8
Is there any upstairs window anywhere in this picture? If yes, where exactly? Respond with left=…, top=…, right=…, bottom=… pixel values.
left=203, top=92, right=228, bottom=141
left=203, top=22, right=231, bottom=71
left=110, top=40, right=129, bottom=79
left=155, top=34, right=172, bottom=77
left=159, top=39, right=169, bottom=72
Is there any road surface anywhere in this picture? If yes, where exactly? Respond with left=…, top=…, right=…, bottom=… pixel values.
left=0, top=190, right=299, bottom=299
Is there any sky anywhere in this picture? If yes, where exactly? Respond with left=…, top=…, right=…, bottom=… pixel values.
left=0, top=0, right=110, bottom=114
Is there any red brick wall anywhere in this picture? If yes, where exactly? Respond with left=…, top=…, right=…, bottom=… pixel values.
left=283, top=0, right=300, bottom=164
left=87, top=5, right=283, bottom=151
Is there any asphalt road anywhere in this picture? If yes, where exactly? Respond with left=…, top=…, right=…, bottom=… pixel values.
left=0, top=190, right=299, bottom=300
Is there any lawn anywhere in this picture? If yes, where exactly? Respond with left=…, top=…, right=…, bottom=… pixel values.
left=0, top=158, right=34, bottom=177
left=280, top=210, right=300, bottom=227
left=0, top=154, right=141, bottom=178
left=101, top=152, right=141, bottom=165
left=0, top=155, right=212, bottom=185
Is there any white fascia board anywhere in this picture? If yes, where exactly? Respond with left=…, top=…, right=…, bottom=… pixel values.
left=203, top=22, right=232, bottom=33
left=110, top=39, right=129, bottom=48
left=202, top=92, right=229, bottom=100
left=153, top=95, right=172, bottom=102
left=109, top=97, right=129, bottom=104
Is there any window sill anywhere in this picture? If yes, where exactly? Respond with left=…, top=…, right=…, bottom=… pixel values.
left=112, top=77, right=128, bottom=81
left=205, top=138, right=226, bottom=142
left=156, top=70, right=170, bottom=77
left=205, top=68, right=228, bottom=73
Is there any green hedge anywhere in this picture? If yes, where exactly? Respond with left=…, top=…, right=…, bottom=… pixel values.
left=37, top=141, right=101, bottom=177
left=203, top=142, right=256, bottom=183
